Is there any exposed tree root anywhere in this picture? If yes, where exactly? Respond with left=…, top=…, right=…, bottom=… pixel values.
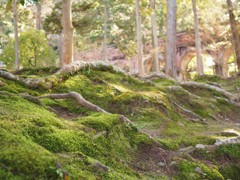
left=206, top=82, right=223, bottom=88
left=179, top=136, right=240, bottom=155
left=168, top=86, right=201, bottom=99
left=20, top=93, right=43, bottom=106
left=215, top=97, right=240, bottom=107
left=180, top=81, right=236, bottom=100
left=173, top=102, right=206, bottom=123
left=39, top=91, right=134, bottom=125
left=0, top=61, right=125, bottom=89
left=140, top=72, right=176, bottom=82
left=194, top=136, right=240, bottom=152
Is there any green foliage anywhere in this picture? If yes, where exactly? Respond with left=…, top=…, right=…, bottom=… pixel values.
left=220, top=164, right=240, bottom=180
left=216, top=144, right=240, bottom=159
left=0, top=29, right=57, bottom=69
left=176, top=159, right=224, bottom=180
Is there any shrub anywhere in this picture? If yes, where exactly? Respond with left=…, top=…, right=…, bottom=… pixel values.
left=0, top=29, right=57, bottom=69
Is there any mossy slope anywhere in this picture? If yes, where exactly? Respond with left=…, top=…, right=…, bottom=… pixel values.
left=0, top=68, right=239, bottom=179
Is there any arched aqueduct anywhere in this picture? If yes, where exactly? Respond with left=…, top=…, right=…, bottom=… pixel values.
left=145, top=32, right=234, bottom=80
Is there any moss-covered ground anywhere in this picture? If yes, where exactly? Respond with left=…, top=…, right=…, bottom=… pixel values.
left=0, top=67, right=240, bottom=179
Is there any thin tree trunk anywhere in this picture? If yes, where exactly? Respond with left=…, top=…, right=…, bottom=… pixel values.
left=151, top=0, right=159, bottom=72
left=227, top=0, right=240, bottom=71
left=103, top=2, right=108, bottom=61
left=192, top=0, right=204, bottom=75
left=62, top=0, right=73, bottom=65
left=36, top=0, right=42, bottom=30
left=12, top=0, right=20, bottom=70
left=58, top=33, right=64, bottom=66
left=166, top=0, right=177, bottom=78
left=135, top=0, right=144, bottom=76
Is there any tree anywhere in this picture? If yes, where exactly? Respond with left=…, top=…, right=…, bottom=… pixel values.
left=12, top=0, right=19, bottom=70
left=227, top=0, right=240, bottom=71
left=103, top=1, right=108, bottom=61
left=62, top=0, right=73, bottom=65
left=166, top=0, right=177, bottom=78
left=192, top=0, right=204, bottom=76
left=135, top=0, right=144, bottom=76
left=151, top=0, right=159, bottom=72
left=35, top=0, right=42, bottom=29
left=0, top=29, right=56, bottom=69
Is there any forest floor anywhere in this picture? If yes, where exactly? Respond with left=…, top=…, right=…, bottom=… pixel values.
left=0, top=65, right=240, bottom=179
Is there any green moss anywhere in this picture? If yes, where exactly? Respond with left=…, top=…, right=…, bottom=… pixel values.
left=79, top=113, right=119, bottom=131
left=176, top=159, right=223, bottom=180
left=16, top=66, right=60, bottom=77
left=219, top=164, right=240, bottom=180
left=194, top=75, right=223, bottom=83
left=216, top=144, right=240, bottom=159
left=0, top=129, right=57, bottom=179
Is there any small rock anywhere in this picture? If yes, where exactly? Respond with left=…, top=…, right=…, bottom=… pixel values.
left=92, top=131, right=107, bottom=140
left=179, top=146, right=194, bottom=153
left=195, top=167, right=203, bottom=174
left=93, top=162, right=109, bottom=172
left=170, top=161, right=177, bottom=167
left=177, top=122, right=185, bottom=127
left=195, top=144, right=205, bottom=149
left=0, top=80, right=4, bottom=86
left=158, top=162, right=166, bottom=167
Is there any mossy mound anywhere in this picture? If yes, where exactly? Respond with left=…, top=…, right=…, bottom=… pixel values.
left=0, top=67, right=240, bottom=179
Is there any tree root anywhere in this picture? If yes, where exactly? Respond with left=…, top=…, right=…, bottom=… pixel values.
left=180, top=81, right=236, bottom=100
left=0, top=61, right=125, bottom=89
left=140, top=72, right=176, bottom=82
left=39, top=91, right=134, bottom=125
left=173, top=102, right=206, bottom=123
left=168, top=86, right=201, bottom=99
left=194, top=136, right=240, bottom=152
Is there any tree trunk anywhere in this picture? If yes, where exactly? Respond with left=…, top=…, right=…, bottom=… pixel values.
left=151, top=0, right=159, bottom=72
left=12, top=0, right=20, bottom=70
left=166, top=0, right=177, bottom=78
left=135, top=0, right=144, bottom=76
left=227, top=0, right=240, bottom=71
left=62, top=0, right=73, bottom=65
left=58, top=33, right=64, bottom=66
left=103, top=2, right=108, bottom=61
left=192, top=0, right=204, bottom=75
left=36, top=0, right=42, bottom=30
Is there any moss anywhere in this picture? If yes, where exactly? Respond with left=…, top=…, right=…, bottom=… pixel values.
left=216, top=144, right=240, bottom=159
left=79, top=113, right=119, bottom=131
left=219, top=164, right=240, bottom=180
left=0, top=129, right=57, bottom=179
left=16, top=66, right=60, bottom=77
left=175, top=159, right=224, bottom=180
left=194, top=75, right=223, bottom=83
left=0, top=78, right=39, bottom=95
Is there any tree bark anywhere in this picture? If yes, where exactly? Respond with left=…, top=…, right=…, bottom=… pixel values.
left=58, top=33, right=64, bottom=66
left=227, top=0, right=240, bottom=71
left=181, top=81, right=236, bottom=100
left=103, top=2, right=108, bottom=61
left=12, top=0, right=20, bottom=70
left=62, top=0, right=73, bottom=65
left=151, top=0, right=159, bottom=72
left=166, top=0, right=177, bottom=78
left=192, top=0, right=204, bottom=75
left=36, top=0, right=42, bottom=30
left=135, top=0, right=144, bottom=76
